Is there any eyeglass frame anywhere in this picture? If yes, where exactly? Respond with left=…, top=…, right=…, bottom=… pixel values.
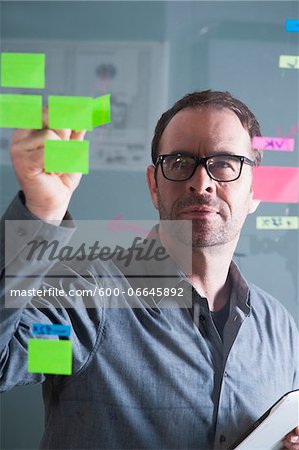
left=154, top=153, right=256, bottom=182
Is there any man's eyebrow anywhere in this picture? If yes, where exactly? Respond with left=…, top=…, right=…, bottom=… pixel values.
left=165, top=150, right=239, bottom=157
left=166, top=149, right=190, bottom=153
left=210, top=150, right=238, bottom=156
left=162, top=150, right=194, bottom=156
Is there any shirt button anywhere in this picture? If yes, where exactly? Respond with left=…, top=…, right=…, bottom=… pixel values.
left=199, top=314, right=205, bottom=321
left=224, top=371, right=228, bottom=377
left=220, top=434, right=226, bottom=443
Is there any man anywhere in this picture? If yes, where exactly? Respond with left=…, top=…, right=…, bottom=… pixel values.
left=0, top=90, right=298, bottom=449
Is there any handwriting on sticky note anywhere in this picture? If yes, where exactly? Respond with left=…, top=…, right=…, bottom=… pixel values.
left=0, top=94, right=42, bottom=129
left=48, top=96, right=94, bottom=131
left=256, top=216, right=299, bottom=230
left=28, top=339, right=72, bottom=375
left=0, top=52, right=45, bottom=88
left=285, top=19, right=299, bottom=32
left=44, top=140, right=89, bottom=174
left=32, top=323, right=71, bottom=337
left=253, top=167, right=299, bottom=203
left=279, top=55, right=299, bottom=69
left=252, top=136, right=295, bottom=151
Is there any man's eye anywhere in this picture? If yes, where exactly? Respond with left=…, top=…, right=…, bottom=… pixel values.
left=214, top=161, right=230, bottom=168
left=211, top=159, right=234, bottom=170
left=171, top=158, right=190, bottom=169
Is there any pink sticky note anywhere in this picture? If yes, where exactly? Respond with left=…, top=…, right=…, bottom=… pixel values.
left=253, top=167, right=299, bottom=203
left=252, top=136, right=295, bottom=151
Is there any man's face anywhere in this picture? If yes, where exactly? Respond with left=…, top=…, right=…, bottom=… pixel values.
left=147, top=107, right=260, bottom=248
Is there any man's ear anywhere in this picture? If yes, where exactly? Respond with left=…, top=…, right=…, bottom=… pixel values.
left=248, top=194, right=261, bottom=215
left=146, top=165, right=159, bottom=210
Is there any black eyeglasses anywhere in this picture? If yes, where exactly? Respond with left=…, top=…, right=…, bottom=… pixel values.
left=155, top=153, right=256, bottom=182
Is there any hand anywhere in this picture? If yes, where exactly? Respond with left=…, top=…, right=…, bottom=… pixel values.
left=282, top=426, right=299, bottom=449
left=10, top=108, right=86, bottom=222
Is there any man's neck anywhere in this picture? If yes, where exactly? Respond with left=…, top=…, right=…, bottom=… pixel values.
left=158, top=227, right=237, bottom=312
left=189, top=245, right=235, bottom=311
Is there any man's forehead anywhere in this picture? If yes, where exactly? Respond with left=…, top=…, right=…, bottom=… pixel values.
left=160, top=107, right=250, bottom=149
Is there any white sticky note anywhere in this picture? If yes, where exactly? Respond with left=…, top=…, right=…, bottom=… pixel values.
left=256, top=216, right=299, bottom=230
left=279, top=55, right=299, bottom=69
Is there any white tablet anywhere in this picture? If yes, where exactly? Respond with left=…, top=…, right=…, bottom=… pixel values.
left=230, top=390, right=299, bottom=450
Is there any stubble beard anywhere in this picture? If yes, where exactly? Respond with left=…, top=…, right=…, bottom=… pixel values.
left=157, top=191, right=241, bottom=248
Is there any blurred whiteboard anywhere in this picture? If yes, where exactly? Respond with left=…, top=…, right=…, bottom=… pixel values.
left=73, top=41, right=169, bottom=170
left=0, top=39, right=169, bottom=170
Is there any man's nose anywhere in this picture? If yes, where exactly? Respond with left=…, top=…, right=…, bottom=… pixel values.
left=186, top=163, right=216, bottom=194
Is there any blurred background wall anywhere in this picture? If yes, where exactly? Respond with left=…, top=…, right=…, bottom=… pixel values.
left=0, top=1, right=298, bottom=448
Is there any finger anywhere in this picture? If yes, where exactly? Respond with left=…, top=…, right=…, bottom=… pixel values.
left=24, top=147, right=45, bottom=174
left=11, top=146, right=45, bottom=177
left=11, top=129, right=60, bottom=154
left=42, top=106, right=49, bottom=129
left=286, top=429, right=299, bottom=441
left=70, top=130, right=87, bottom=141
left=60, top=173, right=83, bottom=189
left=43, top=105, right=72, bottom=140
left=54, top=128, right=72, bottom=140
left=283, top=433, right=299, bottom=448
left=283, top=444, right=299, bottom=450
left=11, top=129, right=33, bottom=144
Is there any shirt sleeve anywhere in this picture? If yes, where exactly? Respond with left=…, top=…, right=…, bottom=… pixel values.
left=0, top=192, right=103, bottom=391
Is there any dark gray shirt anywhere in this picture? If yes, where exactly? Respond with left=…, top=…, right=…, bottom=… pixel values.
left=1, top=194, right=298, bottom=450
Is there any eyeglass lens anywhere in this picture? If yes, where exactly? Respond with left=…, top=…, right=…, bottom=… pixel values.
left=162, top=155, right=242, bottom=181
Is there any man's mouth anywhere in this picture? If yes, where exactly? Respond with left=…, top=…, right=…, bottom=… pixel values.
left=179, top=206, right=219, bottom=216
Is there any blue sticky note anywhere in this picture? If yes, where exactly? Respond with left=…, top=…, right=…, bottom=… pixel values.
left=285, top=19, right=299, bottom=32
left=32, top=323, right=71, bottom=337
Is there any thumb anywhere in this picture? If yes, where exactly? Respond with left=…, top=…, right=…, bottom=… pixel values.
left=70, top=130, right=87, bottom=141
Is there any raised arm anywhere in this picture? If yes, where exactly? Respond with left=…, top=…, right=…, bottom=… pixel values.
left=10, top=109, right=85, bottom=222
left=0, top=119, right=101, bottom=390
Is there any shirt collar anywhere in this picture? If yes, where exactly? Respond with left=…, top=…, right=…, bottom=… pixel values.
left=111, top=225, right=192, bottom=308
left=111, top=225, right=250, bottom=312
left=229, top=260, right=251, bottom=316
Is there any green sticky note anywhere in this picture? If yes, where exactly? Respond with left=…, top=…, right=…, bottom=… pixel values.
left=0, top=94, right=42, bottom=129
left=45, top=139, right=89, bottom=174
left=1, top=52, right=45, bottom=88
left=28, top=339, right=72, bottom=375
left=48, top=96, right=93, bottom=131
left=93, top=94, right=111, bottom=127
